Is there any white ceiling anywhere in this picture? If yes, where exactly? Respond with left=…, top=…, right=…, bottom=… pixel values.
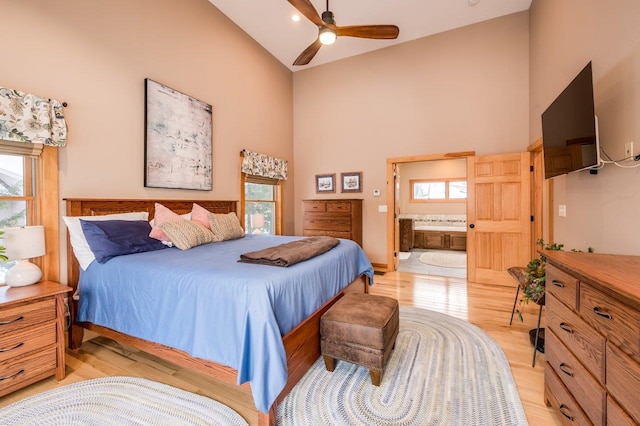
left=208, top=0, right=532, bottom=72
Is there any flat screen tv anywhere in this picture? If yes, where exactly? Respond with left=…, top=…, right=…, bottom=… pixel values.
left=541, top=62, right=600, bottom=179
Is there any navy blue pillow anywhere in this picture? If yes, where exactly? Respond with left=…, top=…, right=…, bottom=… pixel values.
left=80, top=219, right=167, bottom=264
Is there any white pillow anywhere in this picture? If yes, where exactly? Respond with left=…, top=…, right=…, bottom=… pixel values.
left=63, top=211, right=149, bottom=270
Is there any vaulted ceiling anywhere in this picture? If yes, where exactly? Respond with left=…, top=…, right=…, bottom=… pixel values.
left=208, top=0, right=532, bottom=71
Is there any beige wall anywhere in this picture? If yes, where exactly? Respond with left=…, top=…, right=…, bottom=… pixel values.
left=530, top=0, right=640, bottom=254
left=2, top=0, right=294, bottom=282
left=293, top=12, right=529, bottom=264
left=398, top=159, right=467, bottom=215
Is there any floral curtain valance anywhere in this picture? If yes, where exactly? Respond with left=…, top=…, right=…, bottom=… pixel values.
left=241, top=149, right=288, bottom=180
left=0, top=86, right=67, bottom=147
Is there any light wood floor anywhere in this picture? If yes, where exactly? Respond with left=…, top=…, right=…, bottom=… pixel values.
left=1, top=271, right=562, bottom=425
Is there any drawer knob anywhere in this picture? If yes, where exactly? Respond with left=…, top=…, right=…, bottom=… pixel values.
left=592, top=307, right=612, bottom=320
left=559, top=363, right=574, bottom=377
left=559, top=404, right=575, bottom=421
left=559, top=322, right=574, bottom=334
left=0, top=315, right=24, bottom=326
left=0, top=369, right=25, bottom=381
left=551, top=280, right=565, bottom=288
left=0, top=342, right=24, bottom=353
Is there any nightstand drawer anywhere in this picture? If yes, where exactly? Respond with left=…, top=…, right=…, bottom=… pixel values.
left=0, top=298, right=56, bottom=336
left=0, top=321, right=56, bottom=363
left=0, top=345, right=56, bottom=396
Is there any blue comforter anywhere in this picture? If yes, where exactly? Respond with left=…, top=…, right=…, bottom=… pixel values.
left=77, top=235, right=373, bottom=412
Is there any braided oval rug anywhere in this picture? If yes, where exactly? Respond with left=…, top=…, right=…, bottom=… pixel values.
left=0, top=376, right=248, bottom=426
left=277, top=306, right=528, bottom=426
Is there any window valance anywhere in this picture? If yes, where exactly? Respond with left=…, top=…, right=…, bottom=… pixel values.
left=241, top=149, right=288, bottom=180
left=0, top=86, right=67, bottom=147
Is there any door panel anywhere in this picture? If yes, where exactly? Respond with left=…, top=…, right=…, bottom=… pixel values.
left=467, top=152, right=531, bottom=285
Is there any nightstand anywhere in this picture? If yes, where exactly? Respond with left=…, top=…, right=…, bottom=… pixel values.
left=0, top=281, right=72, bottom=397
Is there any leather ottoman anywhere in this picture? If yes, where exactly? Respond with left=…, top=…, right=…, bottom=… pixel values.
left=320, top=293, right=399, bottom=386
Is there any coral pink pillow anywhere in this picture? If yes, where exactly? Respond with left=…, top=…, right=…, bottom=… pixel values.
left=191, top=203, right=212, bottom=230
left=149, top=203, right=187, bottom=243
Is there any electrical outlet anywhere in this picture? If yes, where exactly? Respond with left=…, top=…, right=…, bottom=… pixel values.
left=625, top=141, right=634, bottom=158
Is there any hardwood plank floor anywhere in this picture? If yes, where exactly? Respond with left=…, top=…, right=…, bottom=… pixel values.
left=1, top=271, right=562, bottom=425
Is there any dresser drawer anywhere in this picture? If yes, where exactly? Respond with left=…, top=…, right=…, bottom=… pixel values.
left=0, top=321, right=57, bottom=363
left=545, top=365, right=592, bottom=425
left=607, top=395, right=636, bottom=426
left=580, top=284, right=640, bottom=359
left=606, top=342, right=640, bottom=425
left=0, top=298, right=56, bottom=336
left=546, top=264, right=579, bottom=311
left=303, top=201, right=326, bottom=212
left=546, top=329, right=605, bottom=425
left=326, top=202, right=352, bottom=213
left=303, top=230, right=351, bottom=239
left=547, top=293, right=605, bottom=383
left=303, top=216, right=352, bottom=232
left=0, top=345, right=57, bottom=396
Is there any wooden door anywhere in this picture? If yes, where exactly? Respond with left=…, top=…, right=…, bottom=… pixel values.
left=467, top=152, right=531, bottom=285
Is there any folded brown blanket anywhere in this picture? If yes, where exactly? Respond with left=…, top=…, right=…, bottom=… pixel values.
left=239, top=236, right=340, bottom=267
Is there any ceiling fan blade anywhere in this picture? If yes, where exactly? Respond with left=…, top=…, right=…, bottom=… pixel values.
left=335, top=25, right=399, bottom=39
left=293, top=39, right=323, bottom=66
left=287, top=0, right=323, bottom=26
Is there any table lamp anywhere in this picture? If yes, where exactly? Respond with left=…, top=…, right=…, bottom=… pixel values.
left=2, top=225, right=46, bottom=287
left=250, top=213, right=265, bottom=235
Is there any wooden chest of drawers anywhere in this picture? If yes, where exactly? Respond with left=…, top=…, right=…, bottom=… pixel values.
left=543, top=251, right=640, bottom=425
left=0, top=282, right=72, bottom=396
left=302, top=199, right=363, bottom=247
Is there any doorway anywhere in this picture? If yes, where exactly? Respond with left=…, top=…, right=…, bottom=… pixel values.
left=395, top=159, right=469, bottom=278
left=386, top=151, right=474, bottom=277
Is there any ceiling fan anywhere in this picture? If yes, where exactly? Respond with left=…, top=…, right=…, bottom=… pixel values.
left=288, top=0, right=399, bottom=66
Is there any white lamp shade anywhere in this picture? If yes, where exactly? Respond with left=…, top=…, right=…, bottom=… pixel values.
left=2, top=226, right=45, bottom=287
left=2, top=226, right=46, bottom=260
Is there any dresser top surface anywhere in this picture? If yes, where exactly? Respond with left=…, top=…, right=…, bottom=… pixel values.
left=543, top=250, right=640, bottom=306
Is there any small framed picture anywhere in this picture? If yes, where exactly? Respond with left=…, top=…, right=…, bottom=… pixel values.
left=315, top=174, right=336, bottom=193
left=341, top=172, right=362, bottom=193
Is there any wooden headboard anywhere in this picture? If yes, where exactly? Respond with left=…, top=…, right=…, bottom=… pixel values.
left=64, top=198, right=238, bottom=289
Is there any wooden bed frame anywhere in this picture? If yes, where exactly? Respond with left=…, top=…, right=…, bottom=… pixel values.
left=64, top=198, right=369, bottom=426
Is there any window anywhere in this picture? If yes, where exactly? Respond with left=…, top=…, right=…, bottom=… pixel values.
left=243, top=176, right=282, bottom=235
left=410, top=178, right=467, bottom=202
left=0, top=153, right=38, bottom=280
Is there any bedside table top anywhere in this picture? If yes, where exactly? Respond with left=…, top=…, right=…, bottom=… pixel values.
left=0, top=281, right=72, bottom=306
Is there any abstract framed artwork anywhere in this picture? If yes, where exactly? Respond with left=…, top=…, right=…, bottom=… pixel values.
left=315, top=174, right=336, bottom=193
left=144, top=78, right=212, bottom=190
left=341, top=171, right=362, bottom=193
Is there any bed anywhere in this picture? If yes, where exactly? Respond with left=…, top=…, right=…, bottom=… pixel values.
left=64, top=198, right=373, bottom=426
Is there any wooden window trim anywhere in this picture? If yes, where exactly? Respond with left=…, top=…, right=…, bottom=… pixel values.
left=0, top=146, right=59, bottom=282
left=239, top=153, right=283, bottom=235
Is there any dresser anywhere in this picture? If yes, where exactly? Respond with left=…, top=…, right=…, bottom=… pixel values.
left=302, top=199, right=363, bottom=247
left=0, top=281, right=72, bottom=397
left=543, top=250, right=640, bottom=425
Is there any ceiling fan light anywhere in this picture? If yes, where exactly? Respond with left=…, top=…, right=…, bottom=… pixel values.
left=319, top=27, right=337, bottom=45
